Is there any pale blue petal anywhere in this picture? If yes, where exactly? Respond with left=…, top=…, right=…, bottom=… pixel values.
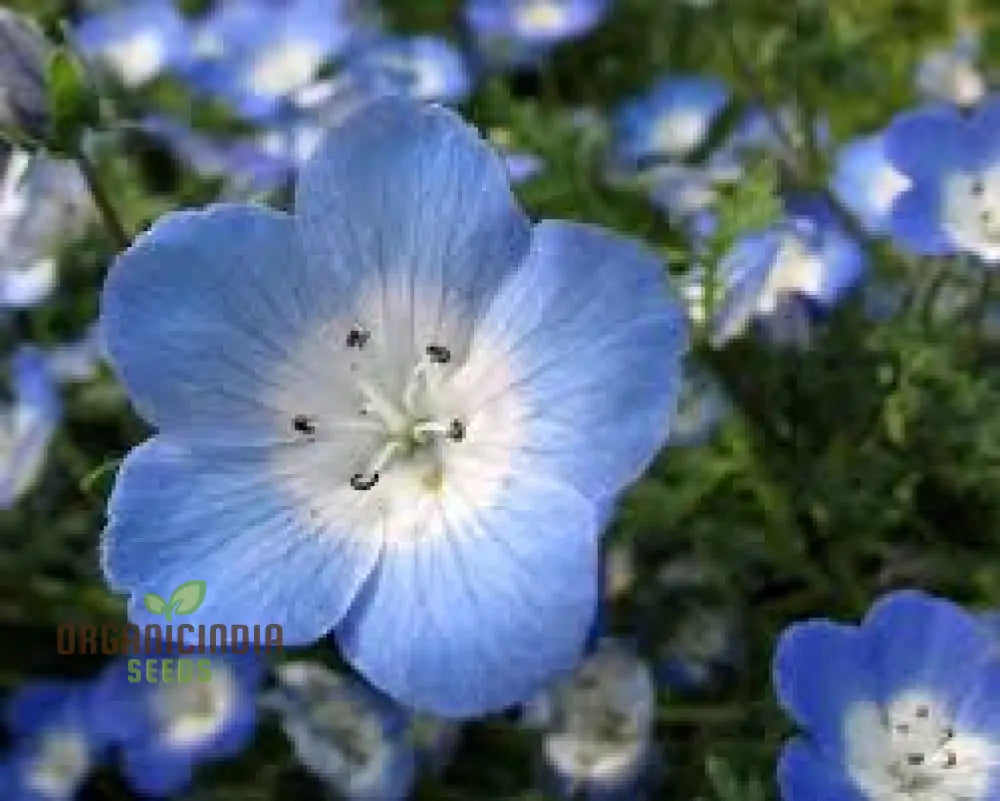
left=778, top=739, right=867, bottom=801
left=468, top=220, right=686, bottom=500
left=883, top=104, right=967, bottom=181
left=100, top=204, right=344, bottom=444
left=336, top=473, right=599, bottom=717
left=101, top=437, right=380, bottom=644
left=888, top=185, right=955, bottom=256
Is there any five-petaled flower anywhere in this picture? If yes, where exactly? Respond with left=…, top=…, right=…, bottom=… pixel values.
left=99, top=96, right=687, bottom=717
left=774, top=590, right=1000, bottom=801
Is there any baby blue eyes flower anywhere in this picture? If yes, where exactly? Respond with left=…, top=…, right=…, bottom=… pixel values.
left=264, top=661, right=417, bottom=801
left=613, top=76, right=730, bottom=168
left=831, top=134, right=912, bottom=236
left=524, top=639, right=657, bottom=800
left=99, top=96, right=688, bottom=717
left=883, top=97, right=1000, bottom=263
left=1, top=346, right=60, bottom=510
left=465, top=0, right=609, bottom=51
left=774, top=590, right=1000, bottom=801
left=74, top=0, right=194, bottom=88
left=345, top=36, right=474, bottom=105
left=915, top=32, right=985, bottom=108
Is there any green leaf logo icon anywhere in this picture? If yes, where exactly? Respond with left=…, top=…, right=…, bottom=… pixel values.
left=144, top=593, right=167, bottom=616
left=169, top=580, right=207, bottom=619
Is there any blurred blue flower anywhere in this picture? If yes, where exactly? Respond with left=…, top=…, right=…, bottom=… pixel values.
left=1, top=346, right=60, bottom=510
left=883, top=98, right=1000, bottom=262
left=264, top=661, right=416, bottom=801
left=43, top=324, right=105, bottom=384
left=712, top=197, right=866, bottom=346
left=1, top=151, right=92, bottom=309
left=187, top=0, right=357, bottom=120
left=0, top=9, right=50, bottom=140
left=488, top=129, right=546, bottom=183
left=613, top=76, right=729, bottom=168
left=666, top=361, right=730, bottom=448
left=831, top=133, right=912, bottom=236
left=465, top=0, right=608, bottom=68
left=344, top=35, right=473, bottom=105
left=74, top=0, right=194, bottom=88
left=1, top=680, right=107, bottom=801
left=656, top=602, right=742, bottom=692
left=714, top=104, right=830, bottom=176
left=774, top=590, right=1000, bottom=800
left=915, top=31, right=985, bottom=108
left=98, top=96, right=687, bottom=717
left=94, top=653, right=263, bottom=797
left=523, top=639, right=657, bottom=800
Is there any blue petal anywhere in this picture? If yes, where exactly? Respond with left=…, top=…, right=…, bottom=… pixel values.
left=861, top=590, right=993, bottom=710
left=101, top=437, right=380, bottom=644
left=336, top=473, right=599, bottom=717
left=955, top=661, right=1000, bottom=737
left=883, top=104, right=967, bottom=181
left=6, top=681, right=93, bottom=740
left=967, top=95, right=1000, bottom=168
left=100, top=204, right=340, bottom=444
left=777, top=739, right=867, bottom=801
left=773, top=621, right=874, bottom=757
left=711, top=230, right=783, bottom=346
left=295, top=96, right=531, bottom=339
left=888, top=185, right=955, bottom=257
left=468, top=220, right=686, bottom=500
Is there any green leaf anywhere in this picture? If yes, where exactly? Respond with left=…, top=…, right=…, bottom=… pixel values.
left=46, top=47, right=98, bottom=152
left=169, top=580, right=207, bottom=616
left=143, top=593, right=167, bottom=616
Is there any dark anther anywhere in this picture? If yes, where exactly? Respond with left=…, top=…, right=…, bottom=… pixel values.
left=895, top=723, right=910, bottom=734
left=292, top=415, right=317, bottom=435
left=426, top=344, right=451, bottom=364
left=447, top=418, right=466, bottom=442
left=916, top=706, right=929, bottom=719
left=906, top=753, right=925, bottom=766
left=350, top=473, right=380, bottom=491
left=945, top=750, right=958, bottom=768
left=972, top=179, right=985, bottom=196
left=346, top=327, right=371, bottom=349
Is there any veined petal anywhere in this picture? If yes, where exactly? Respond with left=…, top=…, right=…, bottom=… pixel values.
left=336, top=472, right=599, bottom=718
left=460, top=220, right=686, bottom=500
left=295, top=96, right=531, bottom=365
left=101, top=437, right=380, bottom=644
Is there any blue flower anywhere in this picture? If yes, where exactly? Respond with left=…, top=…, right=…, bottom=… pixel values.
left=1, top=151, right=91, bottom=309
left=1, top=680, right=108, bottom=801
left=1, top=346, right=60, bottom=509
left=98, top=96, right=687, bottom=717
left=613, top=76, right=729, bottom=168
left=264, top=661, right=416, bottom=801
left=915, top=31, right=984, bottom=108
left=831, top=133, right=912, bottom=236
left=74, top=0, right=194, bottom=88
left=883, top=97, right=1000, bottom=262
left=656, top=602, right=742, bottom=692
left=93, top=653, right=263, bottom=797
left=774, top=590, right=1000, bottom=801
left=344, top=35, right=473, bottom=105
left=523, top=639, right=657, bottom=800
left=43, top=324, right=105, bottom=384
left=186, top=0, right=357, bottom=120
left=712, top=196, right=866, bottom=346
left=465, top=0, right=608, bottom=62
left=0, top=8, right=50, bottom=140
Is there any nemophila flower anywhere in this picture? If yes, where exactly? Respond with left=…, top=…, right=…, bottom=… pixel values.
left=831, top=134, right=912, bottom=236
left=488, top=129, right=546, bottom=184
left=44, top=324, right=105, bottom=384
left=264, top=661, right=416, bottom=801
left=883, top=98, right=1000, bottom=262
left=99, top=97, right=687, bottom=716
left=613, top=76, right=729, bottom=169
left=94, top=654, right=263, bottom=797
left=524, top=639, right=657, bottom=800
left=915, top=32, right=985, bottom=108
left=344, top=35, right=473, bottom=105
left=74, top=0, right=193, bottom=88
left=187, top=0, right=356, bottom=120
left=656, top=603, right=742, bottom=692
left=1, top=346, right=60, bottom=509
left=774, top=590, right=1000, bottom=801
left=1, top=680, right=107, bottom=801
left=0, top=9, right=49, bottom=141
left=0, top=151, right=91, bottom=309
left=712, top=197, right=866, bottom=346
left=716, top=105, right=830, bottom=176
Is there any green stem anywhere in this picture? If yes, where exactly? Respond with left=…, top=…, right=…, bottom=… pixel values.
left=73, top=146, right=129, bottom=250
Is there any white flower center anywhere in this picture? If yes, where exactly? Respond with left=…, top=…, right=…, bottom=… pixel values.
left=25, top=731, right=90, bottom=797
left=517, top=0, right=568, bottom=35
left=757, top=234, right=824, bottom=314
left=846, top=692, right=997, bottom=800
left=653, top=108, right=711, bottom=160
left=101, top=31, right=166, bottom=87
left=267, top=284, right=525, bottom=544
left=941, top=166, right=1000, bottom=263
left=156, top=664, right=236, bottom=746
left=248, top=39, right=326, bottom=99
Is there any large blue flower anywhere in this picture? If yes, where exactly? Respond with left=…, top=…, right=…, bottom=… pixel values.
left=884, top=97, right=1000, bottom=262
left=1, top=680, right=109, bottom=801
left=98, top=97, right=687, bottom=717
left=774, top=590, right=1000, bottom=801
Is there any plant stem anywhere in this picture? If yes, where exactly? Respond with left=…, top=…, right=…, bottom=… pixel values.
left=72, top=146, right=129, bottom=250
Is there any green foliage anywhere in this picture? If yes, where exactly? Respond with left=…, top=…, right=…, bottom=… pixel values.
left=46, top=47, right=99, bottom=154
